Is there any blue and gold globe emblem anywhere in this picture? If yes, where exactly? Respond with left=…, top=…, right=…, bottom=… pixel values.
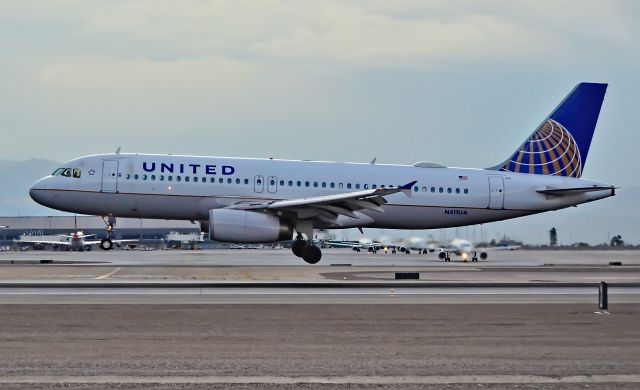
left=501, top=119, right=582, bottom=177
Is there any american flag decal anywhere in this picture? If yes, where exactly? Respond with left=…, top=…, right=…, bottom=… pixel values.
left=458, top=175, right=468, bottom=180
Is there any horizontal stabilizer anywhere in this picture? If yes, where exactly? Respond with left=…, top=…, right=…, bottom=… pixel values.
left=537, top=186, right=615, bottom=196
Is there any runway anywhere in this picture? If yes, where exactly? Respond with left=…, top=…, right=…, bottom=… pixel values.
left=1, top=303, right=639, bottom=389
left=0, top=249, right=638, bottom=388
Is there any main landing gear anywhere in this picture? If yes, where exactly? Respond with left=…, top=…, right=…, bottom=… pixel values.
left=291, top=233, right=322, bottom=264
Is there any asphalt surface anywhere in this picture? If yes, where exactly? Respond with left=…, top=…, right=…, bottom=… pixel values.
left=0, top=303, right=639, bottom=389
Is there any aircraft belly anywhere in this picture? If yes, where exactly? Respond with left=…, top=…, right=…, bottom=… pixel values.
left=47, top=191, right=209, bottom=220
left=366, top=205, right=531, bottom=229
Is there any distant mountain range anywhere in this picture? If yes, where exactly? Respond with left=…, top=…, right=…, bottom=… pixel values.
left=0, top=159, right=637, bottom=244
left=0, top=159, right=61, bottom=216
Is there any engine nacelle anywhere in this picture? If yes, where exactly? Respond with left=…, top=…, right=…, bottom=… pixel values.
left=207, top=209, right=292, bottom=243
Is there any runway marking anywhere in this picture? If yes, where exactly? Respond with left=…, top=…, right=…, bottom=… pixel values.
left=94, top=268, right=121, bottom=280
left=1, top=374, right=639, bottom=385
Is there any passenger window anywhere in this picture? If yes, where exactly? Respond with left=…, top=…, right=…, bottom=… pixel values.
left=176, top=176, right=181, bottom=182
left=219, top=178, right=224, bottom=183
left=456, top=188, right=460, bottom=194
left=364, top=184, right=369, bottom=189
left=168, top=176, right=173, bottom=182
left=431, top=187, right=435, bottom=192
left=372, top=184, right=377, bottom=189
left=347, top=183, right=352, bottom=189
left=305, top=181, right=310, bottom=187
left=126, top=174, right=131, bottom=180
left=381, top=185, right=385, bottom=188
left=339, top=183, right=343, bottom=189
left=313, top=182, right=318, bottom=187
left=439, top=187, right=443, bottom=193
left=134, top=174, right=139, bottom=180
left=464, top=188, right=469, bottom=194
left=237, top=178, right=241, bottom=184
left=184, top=176, right=189, bottom=182
left=227, top=178, right=232, bottom=184
left=322, top=182, right=326, bottom=188
left=422, top=187, right=427, bottom=192
left=160, top=175, right=164, bottom=181
left=151, top=175, right=156, bottom=181
left=194, top=177, right=198, bottom=182
left=73, top=169, right=81, bottom=178
left=297, top=181, right=301, bottom=187
left=245, top=179, right=250, bottom=185
left=202, top=177, right=206, bottom=183
left=143, top=174, right=148, bottom=180
left=330, top=183, right=335, bottom=188
left=211, top=178, right=215, bottom=183
left=288, top=180, right=293, bottom=186
left=447, top=188, right=452, bottom=193
left=279, top=180, right=284, bottom=186
left=271, top=179, right=276, bottom=185
left=355, top=184, right=360, bottom=189
left=257, top=178, right=262, bottom=185
left=413, top=186, right=418, bottom=192
left=52, top=168, right=65, bottom=176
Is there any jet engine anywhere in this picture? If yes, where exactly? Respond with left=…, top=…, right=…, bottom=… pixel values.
left=204, top=209, right=292, bottom=243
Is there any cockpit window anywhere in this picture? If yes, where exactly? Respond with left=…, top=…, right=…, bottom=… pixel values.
left=53, top=168, right=81, bottom=178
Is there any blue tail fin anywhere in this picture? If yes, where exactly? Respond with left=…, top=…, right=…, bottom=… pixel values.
left=490, top=82, right=607, bottom=177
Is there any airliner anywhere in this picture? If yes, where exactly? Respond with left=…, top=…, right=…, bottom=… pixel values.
left=16, top=231, right=98, bottom=251
left=30, top=83, right=615, bottom=264
left=15, top=231, right=138, bottom=251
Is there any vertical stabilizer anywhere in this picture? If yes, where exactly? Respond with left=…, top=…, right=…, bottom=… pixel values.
left=490, top=82, right=607, bottom=177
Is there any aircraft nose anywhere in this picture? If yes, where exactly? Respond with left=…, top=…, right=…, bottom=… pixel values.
left=29, top=177, right=54, bottom=206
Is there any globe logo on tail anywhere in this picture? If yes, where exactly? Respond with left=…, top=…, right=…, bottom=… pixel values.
left=501, top=119, right=582, bottom=177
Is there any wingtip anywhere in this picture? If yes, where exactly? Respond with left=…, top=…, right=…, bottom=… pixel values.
left=400, top=181, right=417, bottom=190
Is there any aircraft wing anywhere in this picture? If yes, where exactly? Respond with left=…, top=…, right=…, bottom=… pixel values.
left=227, top=181, right=416, bottom=226
left=83, top=239, right=141, bottom=246
left=15, top=238, right=70, bottom=246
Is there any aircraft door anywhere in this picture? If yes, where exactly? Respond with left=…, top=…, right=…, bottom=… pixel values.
left=488, top=176, right=504, bottom=209
left=254, top=175, right=264, bottom=193
left=267, top=176, right=277, bottom=194
left=101, top=160, right=119, bottom=193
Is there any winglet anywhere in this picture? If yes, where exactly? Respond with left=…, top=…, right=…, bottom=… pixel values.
left=400, top=181, right=417, bottom=197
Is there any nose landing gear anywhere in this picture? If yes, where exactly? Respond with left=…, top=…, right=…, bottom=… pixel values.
left=100, top=238, right=113, bottom=251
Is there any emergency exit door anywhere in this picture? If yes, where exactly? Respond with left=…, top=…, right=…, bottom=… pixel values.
left=254, top=175, right=264, bottom=193
left=267, top=176, right=278, bottom=194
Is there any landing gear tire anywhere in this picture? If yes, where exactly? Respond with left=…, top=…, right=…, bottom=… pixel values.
left=292, top=240, right=306, bottom=257
left=100, top=239, right=113, bottom=251
left=302, top=245, right=322, bottom=264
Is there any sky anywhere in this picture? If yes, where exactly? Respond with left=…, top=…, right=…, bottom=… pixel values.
left=1, top=0, right=639, bottom=244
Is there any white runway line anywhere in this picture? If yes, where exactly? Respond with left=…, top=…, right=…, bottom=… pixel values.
left=94, top=267, right=121, bottom=280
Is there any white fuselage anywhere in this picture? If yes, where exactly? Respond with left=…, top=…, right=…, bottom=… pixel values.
left=30, top=153, right=614, bottom=230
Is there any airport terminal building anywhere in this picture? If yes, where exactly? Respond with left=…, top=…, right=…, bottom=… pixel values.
left=0, top=216, right=200, bottom=245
